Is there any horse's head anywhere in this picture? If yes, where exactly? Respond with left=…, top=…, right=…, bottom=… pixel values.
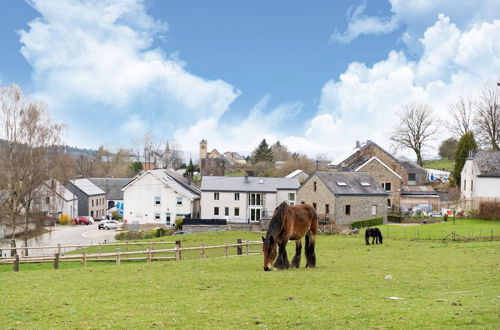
left=262, top=235, right=277, bottom=271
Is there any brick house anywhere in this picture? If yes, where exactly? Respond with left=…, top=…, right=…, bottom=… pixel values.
left=297, top=171, right=388, bottom=226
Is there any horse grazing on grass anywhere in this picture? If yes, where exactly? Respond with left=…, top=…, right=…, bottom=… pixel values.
left=365, top=227, right=383, bottom=245
left=262, top=202, right=318, bottom=271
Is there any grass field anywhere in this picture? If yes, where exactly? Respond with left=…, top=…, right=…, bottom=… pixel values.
left=423, top=158, right=454, bottom=171
left=1, top=221, right=499, bottom=329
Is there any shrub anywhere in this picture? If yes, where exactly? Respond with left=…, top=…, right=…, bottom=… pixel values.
left=443, top=214, right=448, bottom=222
left=156, top=227, right=166, bottom=237
left=59, top=214, right=71, bottom=225
left=115, top=231, right=145, bottom=240
left=478, top=202, right=500, bottom=220
left=143, top=230, right=157, bottom=239
left=350, top=217, right=383, bottom=229
left=175, top=217, right=183, bottom=230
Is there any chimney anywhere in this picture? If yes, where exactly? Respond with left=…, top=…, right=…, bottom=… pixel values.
left=355, top=141, right=360, bottom=148
left=244, top=175, right=249, bottom=183
left=367, top=140, right=372, bottom=144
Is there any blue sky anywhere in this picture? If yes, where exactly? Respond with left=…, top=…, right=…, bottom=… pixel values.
left=0, top=0, right=499, bottom=159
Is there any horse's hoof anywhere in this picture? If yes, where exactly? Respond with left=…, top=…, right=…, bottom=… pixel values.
left=264, top=267, right=271, bottom=271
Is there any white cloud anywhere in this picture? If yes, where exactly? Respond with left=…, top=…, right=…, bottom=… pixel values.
left=19, top=0, right=240, bottom=145
left=331, top=2, right=400, bottom=44
left=298, top=16, right=500, bottom=159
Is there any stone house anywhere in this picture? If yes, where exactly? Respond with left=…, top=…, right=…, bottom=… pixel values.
left=65, top=179, right=106, bottom=219
left=461, top=151, right=500, bottom=211
left=200, top=176, right=299, bottom=221
left=285, top=169, right=310, bottom=184
left=297, top=171, right=388, bottom=226
left=122, top=169, right=201, bottom=227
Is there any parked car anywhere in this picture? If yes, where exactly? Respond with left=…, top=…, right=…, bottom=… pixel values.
left=73, top=216, right=94, bottom=225
left=98, top=220, right=119, bottom=230
left=411, top=204, right=432, bottom=216
left=172, top=231, right=191, bottom=236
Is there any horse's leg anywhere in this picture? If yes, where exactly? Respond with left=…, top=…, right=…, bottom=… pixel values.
left=305, top=232, right=316, bottom=268
left=365, top=231, right=370, bottom=245
left=273, top=241, right=289, bottom=269
left=273, top=242, right=284, bottom=269
left=281, top=241, right=290, bottom=269
left=291, top=239, right=302, bottom=268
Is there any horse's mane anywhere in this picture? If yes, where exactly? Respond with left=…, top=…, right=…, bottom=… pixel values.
left=267, top=201, right=288, bottom=238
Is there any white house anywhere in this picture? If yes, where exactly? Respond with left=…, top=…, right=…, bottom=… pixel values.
left=200, top=176, right=300, bottom=221
left=461, top=151, right=500, bottom=211
left=33, top=179, right=79, bottom=218
left=122, top=169, right=201, bottom=226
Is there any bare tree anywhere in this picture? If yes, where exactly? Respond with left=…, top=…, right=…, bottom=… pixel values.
left=391, top=103, right=438, bottom=166
left=0, top=84, right=64, bottom=245
left=475, top=84, right=500, bottom=150
left=448, top=95, right=476, bottom=138
left=75, top=154, right=96, bottom=177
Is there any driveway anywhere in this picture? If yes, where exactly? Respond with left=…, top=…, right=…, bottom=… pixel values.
left=1, top=224, right=118, bottom=257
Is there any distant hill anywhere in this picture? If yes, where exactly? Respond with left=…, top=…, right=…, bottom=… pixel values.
left=63, top=145, right=97, bottom=157
left=422, top=159, right=454, bottom=171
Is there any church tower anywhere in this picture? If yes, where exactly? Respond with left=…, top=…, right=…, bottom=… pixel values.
left=199, top=139, right=207, bottom=160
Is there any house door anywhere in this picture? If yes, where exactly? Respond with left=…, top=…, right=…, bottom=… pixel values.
left=250, top=208, right=261, bottom=221
left=166, top=213, right=171, bottom=226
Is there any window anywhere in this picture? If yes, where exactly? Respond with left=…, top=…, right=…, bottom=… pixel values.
left=214, top=192, right=220, bottom=200
left=214, top=207, right=219, bottom=216
left=464, top=180, right=466, bottom=190
left=336, top=182, right=347, bottom=186
left=288, top=193, right=296, bottom=205
left=234, top=193, right=240, bottom=201
left=382, top=182, right=391, bottom=191
left=408, top=173, right=416, bottom=181
left=225, top=207, right=229, bottom=216
left=234, top=207, right=240, bottom=216
left=312, top=203, right=317, bottom=210
left=154, top=196, right=161, bottom=205
left=45, top=197, right=50, bottom=205
left=176, top=196, right=183, bottom=206
left=345, top=205, right=351, bottom=215
left=249, top=193, right=263, bottom=206
left=154, top=212, right=161, bottom=220
left=301, top=201, right=305, bottom=204
left=372, top=205, right=377, bottom=216
left=325, top=204, right=330, bottom=214
left=92, top=199, right=94, bottom=207
left=387, top=199, right=391, bottom=208
left=313, top=181, right=317, bottom=192
left=166, top=213, right=171, bottom=226
left=360, top=182, right=370, bottom=186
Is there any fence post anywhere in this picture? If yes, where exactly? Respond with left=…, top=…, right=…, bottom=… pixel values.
left=115, top=248, right=121, bottom=265
left=10, top=239, right=16, bottom=257
left=224, top=242, right=229, bottom=257
left=175, top=240, right=181, bottom=261
left=126, top=241, right=129, bottom=259
left=54, top=253, right=59, bottom=270
left=491, top=229, right=494, bottom=241
left=57, top=244, right=61, bottom=255
left=200, top=244, right=205, bottom=259
left=13, top=254, right=19, bottom=272
left=246, top=241, right=250, bottom=256
left=147, top=248, right=152, bottom=262
left=98, top=244, right=102, bottom=260
left=82, top=251, right=87, bottom=267
left=237, top=239, right=242, bottom=255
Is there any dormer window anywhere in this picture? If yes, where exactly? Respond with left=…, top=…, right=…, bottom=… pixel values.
left=360, top=182, right=370, bottom=186
left=336, top=182, right=347, bottom=186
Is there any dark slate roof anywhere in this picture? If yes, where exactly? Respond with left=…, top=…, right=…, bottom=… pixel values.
left=473, top=151, right=500, bottom=177
left=89, top=178, right=133, bottom=200
left=329, top=141, right=402, bottom=170
left=313, top=171, right=388, bottom=196
left=201, top=176, right=299, bottom=192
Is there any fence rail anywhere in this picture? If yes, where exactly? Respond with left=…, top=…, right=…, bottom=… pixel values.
left=1, top=239, right=263, bottom=271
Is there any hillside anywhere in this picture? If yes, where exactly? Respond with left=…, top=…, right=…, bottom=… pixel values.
left=423, top=158, right=454, bottom=171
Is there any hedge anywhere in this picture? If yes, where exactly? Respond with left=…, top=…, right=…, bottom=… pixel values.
left=350, top=217, right=384, bottom=229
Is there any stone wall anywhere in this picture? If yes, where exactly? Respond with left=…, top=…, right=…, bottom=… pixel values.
left=335, top=195, right=387, bottom=226
left=201, top=158, right=225, bottom=176
left=356, top=145, right=408, bottom=183
left=356, top=159, right=401, bottom=211
left=297, top=173, right=336, bottom=220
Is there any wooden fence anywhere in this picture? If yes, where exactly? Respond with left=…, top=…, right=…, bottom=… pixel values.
left=0, top=239, right=263, bottom=272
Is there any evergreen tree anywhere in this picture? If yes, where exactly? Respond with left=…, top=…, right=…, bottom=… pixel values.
left=452, top=132, right=478, bottom=186
left=184, top=159, right=196, bottom=179
left=251, top=139, right=273, bottom=164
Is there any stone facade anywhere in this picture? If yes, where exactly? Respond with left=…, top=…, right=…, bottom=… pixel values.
left=297, top=173, right=387, bottom=226
left=355, top=158, right=401, bottom=211
left=200, top=158, right=225, bottom=176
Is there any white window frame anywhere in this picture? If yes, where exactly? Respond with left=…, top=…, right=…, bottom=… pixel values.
left=214, top=192, right=220, bottom=200
left=288, top=193, right=296, bottom=206
left=154, top=196, right=161, bottom=206
left=234, top=193, right=240, bottom=201
left=176, top=196, right=183, bottom=206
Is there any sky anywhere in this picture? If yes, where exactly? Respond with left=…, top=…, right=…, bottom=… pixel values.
left=0, top=0, right=499, bottom=160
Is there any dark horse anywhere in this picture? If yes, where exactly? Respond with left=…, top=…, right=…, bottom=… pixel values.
left=262, top=202, right=318, bottom=271
left=365, top=227, right=383, bottom=245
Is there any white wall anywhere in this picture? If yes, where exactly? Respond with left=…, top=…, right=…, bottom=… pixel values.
left=200, top=191, right=247, bottom=219
left=123, top=173, right=195, bottom=225
left=475, top=177, right=500, bottom=197
left=461, top=160, right=500, bottom=199
left=460, top=159, right=475, bottom=200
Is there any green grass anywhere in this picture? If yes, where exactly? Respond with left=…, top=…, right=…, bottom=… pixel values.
left=1, top=223, right=499, bottom=329
left=373, top=219, right=500, bottom=240
left=423, top=158, right=454, bottom=171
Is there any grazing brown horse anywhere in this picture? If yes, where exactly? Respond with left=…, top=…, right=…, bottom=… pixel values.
left=262, top=202, right=318, bottom=271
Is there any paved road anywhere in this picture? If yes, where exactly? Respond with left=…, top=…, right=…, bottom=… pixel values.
left=1, top=224, right=118, bottom=257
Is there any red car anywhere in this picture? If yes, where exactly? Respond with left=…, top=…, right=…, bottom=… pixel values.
left=72, top=216, right=94, bottom=225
